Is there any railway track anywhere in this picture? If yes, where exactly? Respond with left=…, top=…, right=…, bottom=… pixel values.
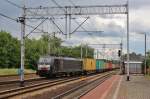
left=52, top=72, right=115, bottom=99
left=0, top=73, right=36, bottom=77
left=0, top=73, right=38, bottom=82
left=0, top=71, right=116, bottom=99
left=0, top=77, right=45, bottom=85
left=0, top=76, right=81, bottom=99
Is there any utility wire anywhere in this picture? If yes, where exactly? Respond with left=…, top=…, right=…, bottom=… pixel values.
left=68, top=0, right=101, bottom=56
left=25, top=18, right=48, bottom=38
left=0, top=12, right=17, bottom=21
left=0, top=12, right=50, bottom=36
left=68, top=0, right=101, bottom=43
left=9, top=0, right=66, bottom=35
left=5, top=0, right=22, bottom=9
left=68, top=0, right=76, bottom=6
left=49, top=18, right=65, bottom=35
left=51, top=0, right=89, bottom=35
left=5, top=0, right=87, bottom=36
left=68, top=0, right=89, bottom=31
left=68, top=0, right=101, bottom=50
left=68, top=0, right=105, bottom=57
left=3, top=0, right=55, bottom=36
left=67, top=0, right=93, bottom=35
left=51, top=0, right=64, bottom=9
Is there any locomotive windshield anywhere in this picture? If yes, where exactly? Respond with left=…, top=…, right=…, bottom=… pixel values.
left=38, top=57, right=52, bottom=65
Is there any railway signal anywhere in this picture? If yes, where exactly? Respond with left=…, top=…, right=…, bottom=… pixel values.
left=118, top=50, right=121, bottom=57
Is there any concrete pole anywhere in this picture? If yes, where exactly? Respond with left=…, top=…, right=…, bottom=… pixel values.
left=65, top=11, right=68, bottom=38
left=80, top=43, right=83, bottom=59
left=145, top=33, right=147, bottom=75
left=86, top=44, right=88, bottom=58
left=127, top=0, right=130, bottom=81
left=69, top=14, right=71, bottom=38
left=120, top=43, right=122, bottom=74
left=20, top=0, right=26, bottom=87
left=97, top=49, right=99, bottom=59
left=48, top=33, right=51, bottom=55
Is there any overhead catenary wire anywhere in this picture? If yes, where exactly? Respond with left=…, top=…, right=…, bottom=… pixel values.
left=67, top=0, right=99, bottom=38
left=4, top=0, right=38, bottom=23
left=0, top=12, right=18, bottom=22
left=68, top=0, right=102, bottom=56
left=70, top=17, right=90, bottom=34
left=68, top=0, right=76, bottom=6
left=3, top=0, right=56, bottom=37
left=50, top=0, right=91, bottom=35
left=60, top=0, right=120, bottom=59
left=68, top=1, right=91, bottom=35
left=4, top=0, right=125, bottom=48
left=25, top=18, right=48, bottom=38
left=49, top=18, right=65, bottom=35
left=0, top=12, right=51, bottom=36
left=51, top=0, right=65, bottom=10
left=5, top=0, right=22, bottom=9
left=68, top=0, right=102, bottom=57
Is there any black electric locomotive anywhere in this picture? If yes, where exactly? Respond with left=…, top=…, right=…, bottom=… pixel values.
left=37, top=56, right=83, bottom=77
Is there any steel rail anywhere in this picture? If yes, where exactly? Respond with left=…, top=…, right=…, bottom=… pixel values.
left=0, top=77, right=81, bottom=99
left=52, top=72, right=115, bottom=99
left=0, top=73, right=36, bottom=77
left=0, top=77, right=45, bottom=85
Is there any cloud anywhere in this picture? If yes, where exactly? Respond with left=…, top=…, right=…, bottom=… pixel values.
left=0, top=0, right=150, bottom=55
left=130, top=6, right=150, bottom=33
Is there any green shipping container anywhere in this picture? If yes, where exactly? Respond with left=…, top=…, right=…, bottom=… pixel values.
left=96, top=60, right=105, bottom=70
left=96, top=60, right=100, bottom=70
left=101, top=60, right=105, bottom=69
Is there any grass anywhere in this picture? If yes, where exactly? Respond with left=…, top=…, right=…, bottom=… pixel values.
left=144, top=73, right=150, bottom=80
left=0, top=68, right=36, bottom=76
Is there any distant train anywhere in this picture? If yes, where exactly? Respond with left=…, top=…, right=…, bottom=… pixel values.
left=37, top=56, right=119, bottom=77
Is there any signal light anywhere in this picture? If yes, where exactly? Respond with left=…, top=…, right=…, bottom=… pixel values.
left=118, top=50, right=121, bottom=57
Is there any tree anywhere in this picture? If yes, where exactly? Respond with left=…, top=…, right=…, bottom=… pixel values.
left=25, top=38, right=41, bottom=69
left=123, top=52, right=144, bottom=61
left=25, top=33, right=63, bottom=69
left=0, top=31, right=94, bottom=69
left=144, top=51, right=150, bottom=68
left=59, top=45, right=94, bottom=58
left=0, top=31, right=20, bottom=68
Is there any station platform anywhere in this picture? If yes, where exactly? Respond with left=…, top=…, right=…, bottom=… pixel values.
left=80, top=74, right=150, bottom=99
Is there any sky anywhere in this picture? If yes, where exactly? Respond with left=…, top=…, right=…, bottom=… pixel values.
left=0, top=0, right=150, bottom=56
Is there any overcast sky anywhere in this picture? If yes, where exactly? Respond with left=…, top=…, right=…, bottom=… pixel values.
left=0, top=0, right=150, bottom=55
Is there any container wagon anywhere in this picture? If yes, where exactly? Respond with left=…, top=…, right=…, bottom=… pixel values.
left=96, top=59, right=105, bottom=72
left=106, top=61, right=109, bottom=70
left=103, top=60, right=107, bottom=71
left=108, top=61, right=112, bottom=70
left=83, top=58, right=96, bottom=74
left=96, top=59, right=100, bottom=72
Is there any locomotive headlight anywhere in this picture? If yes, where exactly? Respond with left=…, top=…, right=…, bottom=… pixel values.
left=38, top=65, right=50, bottom=70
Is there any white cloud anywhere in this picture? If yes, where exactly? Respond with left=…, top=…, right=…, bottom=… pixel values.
left=1, top=0, right=150, bottom=54
left=130, top=6, right=150, bottom=33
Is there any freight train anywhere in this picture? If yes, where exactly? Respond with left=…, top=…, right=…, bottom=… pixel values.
left=37, top=56, right=119, bottom=77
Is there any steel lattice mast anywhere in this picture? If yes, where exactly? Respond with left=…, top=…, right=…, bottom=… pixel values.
left=26, top=5, right=127, bottom=16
